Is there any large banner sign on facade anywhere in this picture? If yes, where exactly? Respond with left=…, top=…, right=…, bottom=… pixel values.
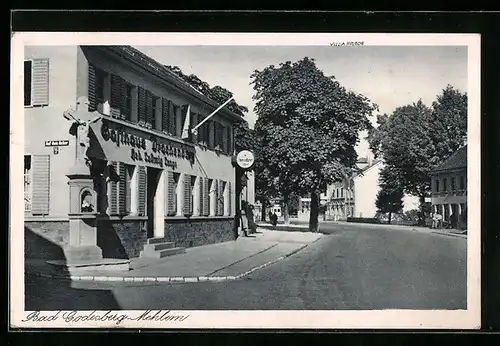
left=92, top=118, right=196, bottom=170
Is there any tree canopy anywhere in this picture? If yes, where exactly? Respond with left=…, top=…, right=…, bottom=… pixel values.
left=251, top=57, right=376, bottom=230
left=367, top=85, right=467, bottom=223
left=367, top=85, right=467, bottom=199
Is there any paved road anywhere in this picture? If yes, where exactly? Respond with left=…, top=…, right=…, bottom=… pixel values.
left=25, top=223, right=466, bottom=310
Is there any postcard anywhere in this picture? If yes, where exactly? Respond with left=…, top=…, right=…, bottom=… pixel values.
left=10, top=32, right=481, bottom=329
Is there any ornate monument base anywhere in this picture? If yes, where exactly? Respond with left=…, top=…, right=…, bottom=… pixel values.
left=47, top=173, right=130, bottom=273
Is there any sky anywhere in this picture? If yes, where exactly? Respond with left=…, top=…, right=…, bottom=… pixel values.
left=135, top=45, right=468, bottom=158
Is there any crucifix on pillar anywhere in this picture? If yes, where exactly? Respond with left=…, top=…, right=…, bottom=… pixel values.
left=63, top=96, right=102, bottom=173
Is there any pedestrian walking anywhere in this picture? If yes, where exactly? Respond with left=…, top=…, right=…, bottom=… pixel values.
left=270, top=212, right=278, bottom=227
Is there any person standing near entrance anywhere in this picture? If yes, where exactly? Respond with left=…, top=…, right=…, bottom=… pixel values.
left=435, top=212, right=443, bottom=229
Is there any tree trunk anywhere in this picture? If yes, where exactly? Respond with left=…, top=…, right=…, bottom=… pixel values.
left=388, top=212, right=392, bottom=225
left=308, top=190, right=320, bottom=232
left=418, top=195, right=426, bottom=226
left=261, top=202, right=266, bottom=222
left=283, top=193, right=290, bottom=225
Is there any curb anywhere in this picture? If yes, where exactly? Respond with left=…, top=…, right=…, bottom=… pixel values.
left=25, top=239, right=319, bottom=284
left=430, top=231, right=467, bottom=239
left=206, top=243, right=279, bottom=276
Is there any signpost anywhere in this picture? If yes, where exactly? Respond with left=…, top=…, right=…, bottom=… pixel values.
left=232, top=150, right=255, bottom=239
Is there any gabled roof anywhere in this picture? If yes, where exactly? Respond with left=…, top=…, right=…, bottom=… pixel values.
left=432, top=145, right=467, bottom=173
left=89, top=45, right=245, bottom=123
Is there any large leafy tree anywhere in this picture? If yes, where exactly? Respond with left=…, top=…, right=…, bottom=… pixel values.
left=367, top=85, right=467, bottom=224
left=252, top=57, right=375, bottom=231
left=375, top=166, right=405, bottom=224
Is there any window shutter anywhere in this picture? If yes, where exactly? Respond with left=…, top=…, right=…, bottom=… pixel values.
left=161, top=98, right=170, bottom=132
left=137, top=87, right=147, bottom=125
left=198, top=177, right=204, bottom=216
left=183, top=174, right=192, bottom=215
left=168, top=102, right=176, bottom=136
left=229, top=126, right=234, bottom=154
left=31, top=59, right=50, bottom=106
left=209, top=121, right=216, bottom=149
left=145, top=90, right=154, bottom=128
left=88, top=64, right=97, bottom=111
left=119, top=78, right=128, bottom=120
left=31, top=155, right=50, bottom=215
left=109, top=161, right=119, bottom=215
left=167, top=171, right=176, bottom=215
left=110, top=74, right=123, bottom=118
left=137, top=166, right=147, bottom=216
left=213, top=179, right=219, bottom=215
left=203, top=178, right=210, bottom=216
left=214, top=122, right=220, bottom=149
left=118, top=163, right=127, bottom=214
left=228, top=182, right=232, bottom=216
left=222, top=125, right=228, bottom=153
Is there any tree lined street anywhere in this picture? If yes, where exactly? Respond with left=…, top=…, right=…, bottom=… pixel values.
left=26, top=224, right=466, bottom=311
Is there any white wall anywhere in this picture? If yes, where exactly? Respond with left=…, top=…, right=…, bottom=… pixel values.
left=353, top=161, right=422, bottom=218
left=353, top=162, right=383, bottom=218
left=24, top=46, right=79, bottom=218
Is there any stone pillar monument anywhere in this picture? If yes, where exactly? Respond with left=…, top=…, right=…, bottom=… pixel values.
left=62, top=96, right=103, bottom=263
left=53, top=96, right=129, bottom=271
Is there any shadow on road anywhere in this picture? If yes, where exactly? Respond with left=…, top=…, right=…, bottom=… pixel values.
left=24, top=226, right=121, bottom=311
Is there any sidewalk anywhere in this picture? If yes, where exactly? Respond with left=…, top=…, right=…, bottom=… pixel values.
left=25, top=228, right=323, bottom=283
left=257, top=221, right=467, bottom=239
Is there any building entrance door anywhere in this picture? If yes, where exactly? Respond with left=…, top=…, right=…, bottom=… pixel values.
left=146, top=167, right=162, bottom=239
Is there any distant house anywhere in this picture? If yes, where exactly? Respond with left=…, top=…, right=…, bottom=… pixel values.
left=430, top=145, right=467, bottom=228
left=326, top=158, right=420, bottom=220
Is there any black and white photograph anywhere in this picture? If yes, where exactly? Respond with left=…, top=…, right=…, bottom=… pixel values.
left=10, top=32, right=481, bottom=329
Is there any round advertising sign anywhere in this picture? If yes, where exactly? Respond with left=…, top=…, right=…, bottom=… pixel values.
left=236, top=150, right=255, bottom=169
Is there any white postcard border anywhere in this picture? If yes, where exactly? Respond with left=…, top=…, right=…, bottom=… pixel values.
left=10, top=32, right=481, bottom=329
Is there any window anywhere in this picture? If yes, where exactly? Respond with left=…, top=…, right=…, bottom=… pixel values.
left=208, top=121, right=215, bottom=149
left=341, top=188, right=344, bottom=198
left=435, top=179, right=440, bottom=193
left=24, top=59, right=49, bottom=107
left=88, top=64, right=107, bottom=112
left=95, top=68, right=107, bottom=105
left=173, top=104, right=180, bottom=137
left=108, top=162, right=134, bottom=215
left=197, top=114, right=209, bottom=146
left=451, top=177, right=456, bottom=191
left=442, top=178, right=447, bottom=192
left=190, top=111, right=198, bottom=143
left=459, top=175, right=465, bottom=190
left=123, top=83, right=134, bottom=121
left=24, top=155, right=32, bottom=211
left=213, top=122, right=222, bottom=150
left=224, top=126, right=231, bottom=154
left=217, top=180, right=226, bottom=216
left=166, top=171, right=180, bottom=216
